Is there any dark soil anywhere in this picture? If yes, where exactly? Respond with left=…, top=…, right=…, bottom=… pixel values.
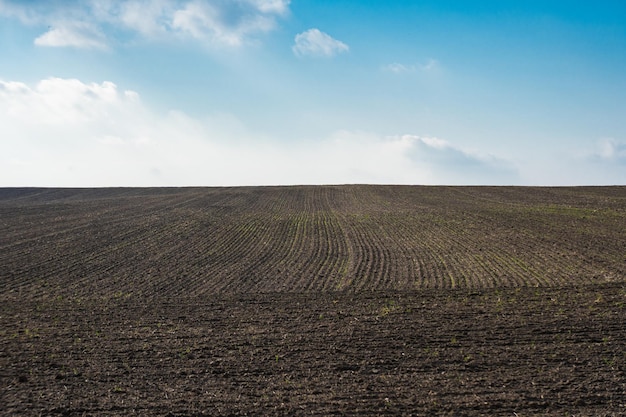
left=1, top=186, right=625, bottom=415
left=2, top=286, right=625, bottom=416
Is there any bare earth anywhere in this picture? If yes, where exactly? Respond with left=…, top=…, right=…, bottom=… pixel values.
left=1, top=186, right=625, bottom=416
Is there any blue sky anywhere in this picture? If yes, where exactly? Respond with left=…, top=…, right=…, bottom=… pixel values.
left=1, top=0, right=625, bottom=186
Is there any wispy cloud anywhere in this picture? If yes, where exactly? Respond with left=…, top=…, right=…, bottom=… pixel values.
left=385, top=63, right=413, bottom=74
left=92, top=0, right=175, bottom=38
left=0, top=0, right=291, bottom=49
left=384, top=59, right=440, bottom=74
left=593, top=138, right=626, bottom=164
left=170, top=0, right=280, bottom=46
left=246, top=0, right=290, bottom=14
left=293, top=28, right=349, bottom=58
left=34, top=22, right=108, bottom=49
left=0, top=77, right=518, bottom=187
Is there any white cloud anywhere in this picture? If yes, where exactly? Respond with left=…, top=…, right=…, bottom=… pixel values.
left=245, top=0, right=290, bottom=14
left=511, top=137, right=626, bottom=186
left=293, top=28, right=349, bottom=58
left=34, top=22, right=107, bottom=49
left=0, top=78, right=141, bottom=125
left=110, top=0, right=174, bottom=38
left=171, top=1, right=278, bottom=46
left=0, top=0, right=290, bottom=49
left=0, top=0, right=44, bottom=24
left=172, top=2, right=223, bottom=41
left=396, top=135, right=517, bottom=184
left=0, top=77, right=521, bottom=187
left=594, top=138, right=626, bottom=163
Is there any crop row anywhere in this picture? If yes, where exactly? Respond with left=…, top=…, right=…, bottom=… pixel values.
left=1, top=186, right=624, bottom=299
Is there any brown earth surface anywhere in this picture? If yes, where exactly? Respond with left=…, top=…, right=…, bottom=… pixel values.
left=1, top=185, right=625, bottom=415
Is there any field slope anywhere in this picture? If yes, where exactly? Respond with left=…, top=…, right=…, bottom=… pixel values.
left=1, top=185, right=624, bottom=298
left=1, top=186, right=625, bottom=416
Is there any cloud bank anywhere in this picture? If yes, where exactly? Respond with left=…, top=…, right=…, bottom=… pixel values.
left=293, top=29, right=349, bottom=58
left=0, top=0, right=291, bottom=48
left=0, top=77, right=518, bottom=187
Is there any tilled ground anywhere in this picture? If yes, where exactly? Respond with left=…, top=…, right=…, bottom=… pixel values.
left=2, top=284, right=625, bottom=416
left=2, top=186, right=625, bottom=298
left=2, top=186, right=625, bottom=415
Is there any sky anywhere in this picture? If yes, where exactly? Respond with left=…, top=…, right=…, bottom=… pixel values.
left=1, top=0, right=625, bottom=187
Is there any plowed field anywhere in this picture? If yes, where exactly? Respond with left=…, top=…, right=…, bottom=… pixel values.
left=1, top=186, right=625, bottom=415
